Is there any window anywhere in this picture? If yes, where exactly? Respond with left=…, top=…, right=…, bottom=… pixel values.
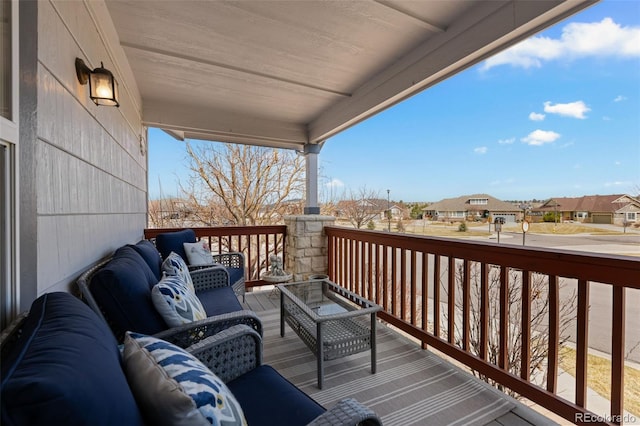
left=469, top=198, right=488, bottom=205
left=0, top=0, right=18, bottom=330
left=626, top=212, right=637, bottom=221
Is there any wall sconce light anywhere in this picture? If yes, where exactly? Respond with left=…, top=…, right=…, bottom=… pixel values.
left=75, top=58, right=119, bottom=107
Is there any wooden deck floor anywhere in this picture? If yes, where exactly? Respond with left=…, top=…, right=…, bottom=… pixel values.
left=242, top=288, right=558, bottom=426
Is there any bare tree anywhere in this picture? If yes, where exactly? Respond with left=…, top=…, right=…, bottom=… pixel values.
left=183, top=142, right=305, bottom=226
left=340, top=186, right=382, bottom=229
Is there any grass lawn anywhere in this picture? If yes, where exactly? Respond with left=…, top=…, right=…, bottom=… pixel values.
left=559, top=346, right=640, bottom=417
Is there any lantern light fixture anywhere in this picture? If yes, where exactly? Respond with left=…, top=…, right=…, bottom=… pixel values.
left=75, top=58, right=119, bottom=107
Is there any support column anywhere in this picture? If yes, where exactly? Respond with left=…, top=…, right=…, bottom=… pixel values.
left=284, top=215, right=335, bottom=281
left=303, top=143, right=321, bottom=215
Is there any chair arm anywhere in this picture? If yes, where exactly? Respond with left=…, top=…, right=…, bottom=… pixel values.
left=153, top=310, right=263, bottom=348
left=211, top=252, right=245, bottom=270
left=189, top=265, right=231, bottom=291
left=308, top=398, right=382, bottom=426
left=185, top=324, right=262, bottom=383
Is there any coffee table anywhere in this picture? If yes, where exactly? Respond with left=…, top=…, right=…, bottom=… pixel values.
left=277, top=279, right=381, bottom=389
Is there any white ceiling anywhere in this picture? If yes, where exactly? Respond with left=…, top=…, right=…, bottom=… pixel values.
left=105, top=0, right=596, bottom=151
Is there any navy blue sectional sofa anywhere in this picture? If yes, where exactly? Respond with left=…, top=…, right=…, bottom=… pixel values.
left=1, top=292, right=382, bottom=426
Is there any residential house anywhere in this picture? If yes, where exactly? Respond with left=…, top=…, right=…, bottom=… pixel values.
left=423, top=194, right=523, bottom=223
left=533, top=194, right=640, bottom=225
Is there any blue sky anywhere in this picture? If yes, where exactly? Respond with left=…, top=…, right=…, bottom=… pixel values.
left=149, top=0, right=640, bottom=203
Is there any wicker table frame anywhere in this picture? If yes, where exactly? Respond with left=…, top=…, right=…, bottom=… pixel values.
left=278, top=279, right=381, bottom=389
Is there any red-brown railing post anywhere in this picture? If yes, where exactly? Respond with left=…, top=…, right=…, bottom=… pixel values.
left=547, top=275, right=559, bottom=393
left=521, top=270, right=531, bottom=381
left=576, top=279, right=589, bottom=407
left=447, top=256, right=456, bottom=345
left=611, top=286, right=625, bottom=424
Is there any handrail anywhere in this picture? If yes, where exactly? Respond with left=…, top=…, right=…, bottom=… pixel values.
left=144, top=226, right=287, bottom=288
left=325, top=225, right=639, bottom=426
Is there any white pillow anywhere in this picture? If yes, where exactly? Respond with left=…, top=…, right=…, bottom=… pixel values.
left=161, top=252, right=195, bottom=293
left=123, top=332, right=246, bottom=426
left=183, top=241, right=215, bottom=266
left=151, top=275, right=206, bottom=327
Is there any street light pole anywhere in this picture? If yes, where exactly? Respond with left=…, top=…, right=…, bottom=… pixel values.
left=387, top=189, right=391, bottom=232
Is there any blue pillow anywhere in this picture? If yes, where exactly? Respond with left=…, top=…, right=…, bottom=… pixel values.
left=1, top=293, right=145, bottom=426
left=155, top=229, right=196, bottom=261
left=130, top=240, right=163, bottom=280
left=91, top=246, right=166, bottom=339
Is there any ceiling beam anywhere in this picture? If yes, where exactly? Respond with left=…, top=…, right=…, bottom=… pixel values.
left=372, top=0, right=447, bottom=33
left=143, top=99, right=308, bottom=150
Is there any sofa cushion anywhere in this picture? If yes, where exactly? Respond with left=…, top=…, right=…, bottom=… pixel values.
left=90, top=246, right=166, bottom=337
left=155, top=229, right=196, bottom=262
left=162, top=252, right=195, bottom=293
left=227, top=267, right=244, bottom=286
left=228, top=365, right=324, bottom=425
left=123, top=332, right=246, bottom=426
left=197, top=286, right=243, bottom=317
left=183, top=241, right=215, bottom=266
left=130, top=239, right=163, bottom=280
left=0, top=292, right=145, bottom=426
left=151, top=275, right=207, bottom=327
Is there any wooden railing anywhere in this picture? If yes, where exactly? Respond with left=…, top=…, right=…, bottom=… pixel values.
left=144, top=226, right=287, bottom=289
left=325, top=226, right=639, bottom=426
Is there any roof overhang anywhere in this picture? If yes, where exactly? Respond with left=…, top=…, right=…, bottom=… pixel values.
left=104, top=0, right=597, bottom=151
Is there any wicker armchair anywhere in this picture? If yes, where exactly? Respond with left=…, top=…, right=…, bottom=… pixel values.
left=77, top=248, right=261, bottom=345
left=155, top=229, right=247, bottom=301
left=187, top=324, right=383, bottom=426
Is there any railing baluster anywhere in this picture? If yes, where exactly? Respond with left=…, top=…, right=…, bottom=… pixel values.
left=499, top=266, right=509, bottom=370
left=411, top=250, right=417, bottom=326
left=367, top=241, right=373, bottom=301
left=448, top=257, right=455, bottom=345
left=521, top=270, right=531, bottom=381
left=383, top=244, right=389, bottom=312
left=391, top=247, right=397, bottom=317
left=576, top=279, right=589, bottom=407
left=401, top=248, right=407, bottom=321
left=433, top=254, right=440, bottom=339
left=462, top=259, right=470, bottom=351
left=611, top=286, right=625, bottom=424
left=480, top=263, right=488, bottom=361
left=351, top=238, right=357, bottom=293
left=422, top=252, right=428, bottom=349
left=547, top=275, right=559, bottom=393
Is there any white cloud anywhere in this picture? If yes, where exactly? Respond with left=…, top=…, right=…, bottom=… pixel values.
left=474, top=146, right=488, bottom=154
left=544, top=101, right=590, bottom=119
left=482, top=18, right=640, bottom=70
left=521, top=130, right=561, bottom=146
left=498, top=137, right=515, bottom=145
left=529, top=112, right=546, bottom=121
left=605, top=181, right=631, bottom=187
left=614, top=95, right=627, bottom=102
left=325, top=178, right=344, bottom=188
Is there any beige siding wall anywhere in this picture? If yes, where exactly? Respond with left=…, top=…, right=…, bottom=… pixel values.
left=35, top=1, right=146, bottom=294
